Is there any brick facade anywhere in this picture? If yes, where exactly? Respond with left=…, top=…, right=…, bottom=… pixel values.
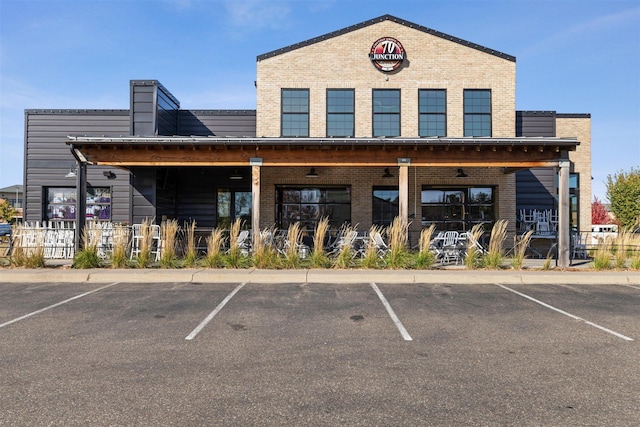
left=255, top=17, right=522, bottom=240
left=557, top=117, right=592, bottom=233
left=257, top=20, right=516, bottom=139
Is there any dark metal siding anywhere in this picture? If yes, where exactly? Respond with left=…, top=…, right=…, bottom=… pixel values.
left=130, top=80, right=181, bottom=137
left=130, top=167, right=157, bottom=223
left=130, top=83, right=156, bottom=136
left=24, top=110, right=131, bottom=223
left=178, top=110, right=257, bottom=137
left=515, top=111, right=557, bottom=216
left=515, top=111, right=556, bottom=137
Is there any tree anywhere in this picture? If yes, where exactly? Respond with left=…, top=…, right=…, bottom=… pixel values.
left=606, top=168, right=640, bottom=229
left=0, top=198, right=17, bottom=223
left=591, top=196, right=610, bottom=224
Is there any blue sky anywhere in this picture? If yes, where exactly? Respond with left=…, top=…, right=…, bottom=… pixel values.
left=1, top=0, right=638, bottom=202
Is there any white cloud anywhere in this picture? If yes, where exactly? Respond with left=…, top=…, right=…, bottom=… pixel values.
left=224, top=0, right=291, bottom=31
left=518, top=6, right=640, bottom=58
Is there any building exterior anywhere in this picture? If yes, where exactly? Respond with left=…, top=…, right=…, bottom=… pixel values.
left=23, top=15, right=591, bottom=265
left=0, top=185, right=23, bottom=220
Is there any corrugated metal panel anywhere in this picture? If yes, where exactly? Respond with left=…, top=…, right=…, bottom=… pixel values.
left=24, top=110, right=131, bottom=223
left=178, top=110, right=257, bottom=137
left=516, top=168, right=556, bottom=214
left=130, top=167, right=156, bottom=224
left=131, top=83, right=156, bottom=136
left=515, top=111, right=557, bottom=216
left=515, top=111, right=556, bottom=137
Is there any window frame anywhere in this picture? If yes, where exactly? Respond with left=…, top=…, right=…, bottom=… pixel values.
left=372, top=186, right=399, bottom=227
left=372, top=89, right=401, bottom=137
left=418, top=89, right=447, bottom=137
left=45, top=186, right=112, bottom=222
left=421, top=186, right=495, bottom=232
left=281, top=88, right=310, bottom=137
left=463, top=89, right=492, bottom=137
left=326, top=89, right=355, bottom=137
left=276, top=186, right=351, bottom=231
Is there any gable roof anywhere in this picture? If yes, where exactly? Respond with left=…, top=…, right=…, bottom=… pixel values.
left=257, top=14, right=515, bottom=62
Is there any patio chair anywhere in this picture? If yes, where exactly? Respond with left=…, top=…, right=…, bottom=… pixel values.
left=230, top=229, right=251, bottom=255
left=327, top=230, right=358, bottom=257
left=371, top=232, right=389, bottom=259
left=572, top=232, right=588, bottom=259
left=130, top=223, right=161, bottom=261
left=441, top=231, right=463, bottom=265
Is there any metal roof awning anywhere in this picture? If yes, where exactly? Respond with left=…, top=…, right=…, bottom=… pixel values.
left=67, top=135, right=578, bottom=169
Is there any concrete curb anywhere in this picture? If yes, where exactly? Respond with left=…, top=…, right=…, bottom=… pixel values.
left=0, top=268, right=637, bottom=285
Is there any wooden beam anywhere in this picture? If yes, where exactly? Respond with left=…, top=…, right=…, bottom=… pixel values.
left=78, top=144, right=566, bottom=167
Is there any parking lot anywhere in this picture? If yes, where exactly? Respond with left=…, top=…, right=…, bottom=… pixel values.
left=1, top=280, right=639, bottom=426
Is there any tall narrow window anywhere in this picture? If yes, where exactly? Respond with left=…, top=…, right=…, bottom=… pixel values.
left=464, top=90, right=491, bottom=137
left=281, top=89, right=309, bottom=137
left=419, top=89, right=446, bottom=137
left=372, top=187, right=399, bottom=227
left=327, top=89, right=354, bottom=137
left=373, top=89, right=400, bottom=137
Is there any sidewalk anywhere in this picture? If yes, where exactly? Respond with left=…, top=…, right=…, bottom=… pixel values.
left=0, top=259, right=637, bottom=285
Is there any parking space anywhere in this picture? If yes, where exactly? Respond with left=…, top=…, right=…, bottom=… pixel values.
left=1, top=280, right=638, bottom=425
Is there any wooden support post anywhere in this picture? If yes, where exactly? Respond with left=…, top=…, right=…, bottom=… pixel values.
left=398, top=158, right=410, bottom=237
left=558, top=158, right=570, bottom=268
left=250, top=158, right=262, bottom=251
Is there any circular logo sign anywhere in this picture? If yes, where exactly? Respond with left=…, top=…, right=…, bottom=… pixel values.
left=369, top=37, right=405, bottom=72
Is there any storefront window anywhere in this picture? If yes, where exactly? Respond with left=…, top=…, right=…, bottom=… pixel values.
left=373, top=89, right=400, bottom=137
left=282, top=89, right=309, bottom=137
left=46, top=187, right=111, bottom=221
left=276, top=186, right=351, bottom=231
left=327, top=89, right=354, bottom=137
left=373, top=187, right=399, bottom=227
left=421, top=187, right=494, bottom=231
left=464, top=89, right=491, bottom=137
left=217, top=189, right=251, bottom=229
left=419, top=89, right=446, bottom=137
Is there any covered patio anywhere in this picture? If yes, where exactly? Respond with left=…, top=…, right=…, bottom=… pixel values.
left=67, top=135, right=578, bottom=266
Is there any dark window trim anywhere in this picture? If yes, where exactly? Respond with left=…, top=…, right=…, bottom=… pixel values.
left=275, top=185, right=352, bottom=230
left=326, top=88, right=355, bottom=137
left=281, top=88, right=310, bottom=137
left=372, top=185, right=399, bottom=227
left=44, top=186, right=112, bottom=222
left=372, top=88, right=401, bottom=137
left=418, top=89, right=447, bottom=137
left=463, top=89, right=492, bottom=137
left=420, top=185, right=496, bottom=232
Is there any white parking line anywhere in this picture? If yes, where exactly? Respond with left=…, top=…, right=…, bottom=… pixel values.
left=185, top=282, right=246, bottom=340
left=496, top=284, right=634, bottom=342
left=370, top=283, right=413, bottom=341
left=621, top=284, right=640, bottom=291
left=0, top=282, right=121, bottom=330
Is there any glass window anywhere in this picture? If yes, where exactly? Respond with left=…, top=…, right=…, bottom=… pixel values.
left=421, top=187, right=494, bottom=231
left=217, top=189, right=251, bottom=229
left=419, top=89, right=446, bottom=137
left=373, top=89, right=400, bottom=137
left=277, top=186, right=351, bottom=231
left=327, top=89, right=354, bottom=137
left=464, top=90, right=491, bottom=137
left=373, top=187, right=399, bottom=227
left=46, top=187, right=111, bottom=221
left=282, top=89, right=309, bottom=137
